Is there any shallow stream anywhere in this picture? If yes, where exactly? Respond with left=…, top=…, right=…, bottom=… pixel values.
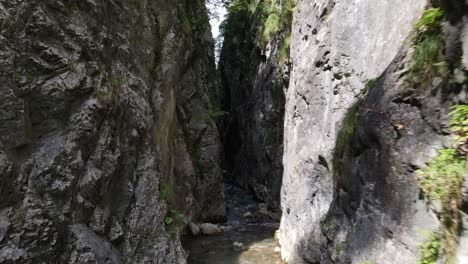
left=183, top=184, right=283, bottom=264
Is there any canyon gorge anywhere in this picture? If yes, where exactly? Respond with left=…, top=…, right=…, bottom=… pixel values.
left=0, top=0, right=467, bottom=263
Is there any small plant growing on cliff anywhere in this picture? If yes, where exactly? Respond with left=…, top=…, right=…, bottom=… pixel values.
left=418, top=232, right=441, bottom=264
left=279, top=35, right=291, bottom=62
left=414, top=8, right=444, bottom=41
left=416, top=148, right=465, bottom=200
left=407, top=8, right=446, bottom=85
left=416, top=147, right=465, bottom=260
left=203, top=109, right=228, bottom=121
left=416, top=104, right=468, bottom=262
left=261, top=12, right=280, bottom=45
left=164, top=210, right=186, bottom=235
left=449, top=104, right=468, bottom=147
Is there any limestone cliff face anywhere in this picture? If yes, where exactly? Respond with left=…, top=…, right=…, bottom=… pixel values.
left=0, top=0, right=223, bottom=263
left=280, top=0, right=467, bottom=263
left=219, top=0, right=290, bottom=209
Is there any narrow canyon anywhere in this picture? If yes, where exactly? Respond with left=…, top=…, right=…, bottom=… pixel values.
left=0, top=0, right=467, bottom=264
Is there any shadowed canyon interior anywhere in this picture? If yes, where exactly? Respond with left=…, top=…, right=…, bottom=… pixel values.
left=0, top=0, right=467, bottom=263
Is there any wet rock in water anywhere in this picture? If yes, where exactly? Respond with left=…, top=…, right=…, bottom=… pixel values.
left=200, top=223, right=222, bottom=235
left=259, top=208, right=269, bottom=215
left=189, top=222, right=200, bottom=236
left=243, top=212, right=253, bottom=218
left=233, top=241, right=244, bottom=251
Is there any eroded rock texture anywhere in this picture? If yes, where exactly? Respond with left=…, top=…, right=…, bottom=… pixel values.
left=0, top=0, right=223, bottom=263
left=219, top=0, right=289, bottom=209
left=280, top=0, right=467, bottom=263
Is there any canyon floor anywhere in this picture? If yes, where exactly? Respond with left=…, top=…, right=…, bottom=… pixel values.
left=183, top=184, right=283, bottom=264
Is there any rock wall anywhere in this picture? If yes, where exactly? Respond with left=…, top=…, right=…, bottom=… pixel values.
left=219, top=0, right=291, bottom=209
left=0, top=0, right=223, bottom=263
left=280, top=0, right=467, bottom=263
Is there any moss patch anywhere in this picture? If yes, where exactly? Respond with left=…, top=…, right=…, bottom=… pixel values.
left=332, top=77, right=379, bottom=181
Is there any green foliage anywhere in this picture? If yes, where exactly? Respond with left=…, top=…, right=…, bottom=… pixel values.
left=278, top=0, right=294, bottom=61
left=164, top=210, right=186, bottom=234
left=414, top=8, right=444, bottom=41
left=416, top=148, right=465, bottom=200
left=261, top=12, right=280, bottom=45
left=279, top=35, right=291, bottom=62
left=407, top=8, right=445, bottom=85
left=449, top=104, right=468, bottom=144
left=203, top=109, right=229, bottom=121
left=260, top=0, right=295, bottom=51
left=416, top=105, right=468, bottom=263
left=219, top=0, right=252, bottom=39
left=221, top=0, right=295, bottom=61
left=418, top=232, right=441, bottom=264
left=407, top=35, right=445, bottom=83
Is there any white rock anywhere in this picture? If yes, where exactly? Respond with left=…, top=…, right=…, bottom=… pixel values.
left=199, top=223, right=222, bottom=235
left=243, top=212, right=252, bottom=217
left=233, top=241, right=244, bottom=248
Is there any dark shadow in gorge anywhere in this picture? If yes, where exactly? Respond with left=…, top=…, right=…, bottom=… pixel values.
left=214, top=0, right=287, bottom=211
left=218, top=40, right=286, bottom=211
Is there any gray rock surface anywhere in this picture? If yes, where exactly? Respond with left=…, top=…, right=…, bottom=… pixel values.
left=0, top=0, right=223, bottom=262
left=277, top=0, right=467, bottom=263
left=459, top=209, right=468, bottom=264
left=199, top=223, right=222, bottom=235
left=189, top=222, right=201, bottom=236
left=459, top=156, right=468, bottom=263
left=219, top=1, right=288, bottom=209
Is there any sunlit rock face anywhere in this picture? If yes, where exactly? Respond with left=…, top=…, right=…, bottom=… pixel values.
left=280, top=0, right=467, bottom=263
left=0, top=0, right=223, bottom=262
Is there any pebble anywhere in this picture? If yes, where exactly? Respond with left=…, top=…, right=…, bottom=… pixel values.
left=243, top=212, right=253, bottom=217
left=233, top=241, right=244, bottom=247
left=274, top=247, right=281, bottom=253
left=233, top=241, right=244, bottom=251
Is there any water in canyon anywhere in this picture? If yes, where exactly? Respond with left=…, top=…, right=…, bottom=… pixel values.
left=183, top=184, right=283, bottom=264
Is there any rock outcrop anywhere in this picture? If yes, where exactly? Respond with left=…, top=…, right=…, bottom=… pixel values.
left=219, top=0, right=291, bottom=209
left=280, top=0, right=467, bottom=263
left=0, top=0, right=223, bottom=263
